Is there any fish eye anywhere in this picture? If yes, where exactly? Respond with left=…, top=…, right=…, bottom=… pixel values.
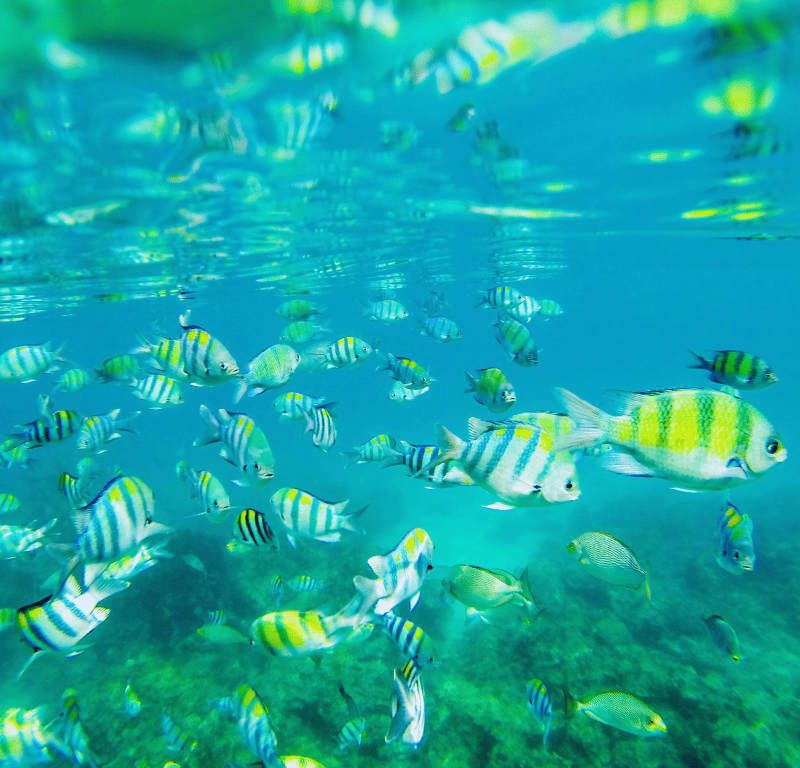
left=766, top=439, right=781, bottom=455
left=220, top=362, right=227, bottom=370
left=733, top=551, right=740, bottom=559
left=253, top=462, right=260, bottom=470
left=565, top=481, right=575, bottom=491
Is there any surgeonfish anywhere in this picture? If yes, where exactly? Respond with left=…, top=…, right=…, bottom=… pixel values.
left=76, top=409, right=140, bottom=453
left=688, top=350, right=777, bottom=390
left=382, top=612, right=436, bottom=665
left=525, top=679, right=554, bottom=747
left=493, top=315, right=538, bottom=367
left=232, top=508, right=280, bottom=550
left=376, top=351, right=432, bottom=390
left=194, top=405, right=275, bottom=487
left=160, top=710, right=198, bottom=755
left=176, top=460, right=231, bottom=524
left=178, top=310, right=239, bottom=386
left=0, top=343, right=66, bottom=383
left=703, top=615, right=741, bottom=662
left=565, top=691, right=666, bottom=737
left=715, top=499, right=756, bottom=573
left=210, top=685, right=281, bottom=768
left=386, top=659, right=425, bottom=748
left=554, top=387, right=786, bottom=491
left=567, top=532, right=650, bottom=600
left=464, top=368, right=516, bottom=413
left=233, top=344, right=301, bottom=403
left=270, top=488, right=366, bottom=547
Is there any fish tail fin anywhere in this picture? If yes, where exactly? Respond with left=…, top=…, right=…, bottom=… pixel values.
left=193, top=405, right=220, bottom=446
left=553, top=388, right=609, bottom=452
left=88, top=577, right=130, bottom=602
left=45, top=543, right=79, bottom=581
left=374, top=350, right=389, bottom=371
left=519, top=566, right=538, bottom=609
left=341, top=451, right=360, bottom=468
left=232, top=377, right=247, bottom=405
left=381, top=448, right=405, bottom=468
left=341, top=505, right=368, bottom=535
left=129, top=330, right=152, bottom=356
left=116, top=411, right=140, bottom=431
left=564, top=690, right=580, bottom=719
left=434, top=423, right=466, bottom=461
left=353, top=575, right=384, bottom=619
left=463, top=371, right=476, bottom=393
left=687, top=350, right=710, bottom=370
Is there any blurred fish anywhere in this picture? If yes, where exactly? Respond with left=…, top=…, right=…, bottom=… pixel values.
left=387, top=659, right=425, bottom=748
left=182, top=554, right=207, bottom=578
left=176, top=460, right=231, bottom=524
left=194, top=406, right=275, bottom=487
left=271, top=488, right=365, bottom=547
left=505, top=296, right=540, bottom=323
left=0, top=438, right=30, bottom=468
left=703, top=615, right=741, bottom=662
left=465, top=368, right=516, bottom=413
left=537, top=299, right=563, bottom=318
left=567, top=532, right=650, bottom=600
left=383, top=444, right=474, bottom=487
left=210, top=684, right=280, bottom=768
left=119, top=680, right=141, bottom=717
left=388, top=381, right=429, bottom=402
left=555, top=387, right=786, bottom=491
left=53, top=368, right=91, bottom=394
left=234, top=345, right=301, bottom=403
left=277, top=299, right=323, bottom=321
left=95, top=354, right=143, bottom=383
left=0, top=342, right=66, bottom=383
left=271, top=575, right=284, bottom=606
left=232, top=508, right=280, bottom=550
left=76, top=409, right=139, bottom=453
left=715, top=500, right=756, bottom=573
left=342, top=434, right=403, bottom=467
left=287, top=575, right=326, bottom=593
left=354, top=528, right=434, bottom=617
left=494, top=315, right=538, bottom=367
left=363, top=299, right=409, bottom=323
left=418, top=315, right=462, bottom=343
left=129, top=332, right=190, bottom=382
left=475, top=286, right=524, bottom=310
left=0, top=707, right=70, bottom=765
left=0, top=519, right=57, bottom=559
left=688, top=350, right=777, bottom=390
left=447, top=102, right=475, bottom=131
left=336, top=682, right=364, bottom=751
left=160, top=710, right=198, bottom=755
left=59, top=689, right=100, bottom=768
left=376, top=352, right=432, bottom=389
left=443, top=565, right=535, bottom=616
left=565, top=691, right=666, bottom=737
left=273, top=392, right=329, bottom=421
left=0, top=493, right=21, bottom=515
left=129, top=375, right=183, bottom=408
left=324, top=337, right=374, bottom=368
left=179, top=311, right=239, bottom=386
left=303, top=405, right=337, bottom=452
left=197, top=613, right=249, bottom=645
left=81, top=539, right=172, bottom=585
left=381, top=121, right=418, bottom=150
left=279, top=321, right=329, bottom=345
left=526, top=679, right=554, bottom=747
left=382, top=612, right=436, bottom=665
left=421, top=291, right=449, bottom=316
left=9, top=400, right=82, bottom=449
left=281, top=757, right=326, bottom=768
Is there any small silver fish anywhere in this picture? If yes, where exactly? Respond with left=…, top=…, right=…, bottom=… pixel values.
left=704, top=615, right=741, bottom=662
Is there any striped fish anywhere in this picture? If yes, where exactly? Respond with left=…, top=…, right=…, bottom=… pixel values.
left=210, top=685, right=280, bottom=768
left=555, top=387, right=787, bottom=491
left=354, top=528, right=434, bottom=618
left=389, top=382, right=429, bottom=402
left=276, top=299, right=323, bottom=321
left=286, top=575, right=326, bottom=593
left=526, top=679, right=554, bottom=746
left=0, top=519, right=57, bottom=559
left=494, top=315, right=538, bottom=367
left=129, top=331, right=190, bottom=381
left=16, top=575, right=128, bottom=675
left=129, top=375, right=183, bottom=408
left=303, top=406, right=336, bottom=452
left=271, top=575, right=284, bottom=606
left=324, top=337, right=374, bottom=368
left=387, top=659, right=425, bottom=748
left=270, top=487, right=366, bottom=547
left=418, top=315, right=462, bottom=343
left=120, top=680, right=141, bottom=718
left=176, top=460, right=231, bottom=524
left=233, top=344, right=301, bottom=403
left=382, top=612, right=436, bottom=665
left=82, top=539, right=172, bottom=585
left=232, top=509, right=280, bottom=550
left=465, top=368, right=516, bottom=414
left=197, top=616, right=250, bottom=645
left=363, top=299, right=408, bottom=323
left=382, top=444, right=474, bottom=487
left=0, top=438, right=30, bottom=469
left=47, top=475, right=173, bottom=576
left=537, top=299, right=563, bottom=318
left=273, top=392, right=328, bottom=421
left=336, top=683, right=364, bottom=751
left=0, top=707, right=70, bottom=766
left=59, top=689, right=100, bottom=768
left=376, top=352, right=432, bottom=390
left=0, top=343, right=66, bottom=383
left=53, top=368, right=91, bottom=393
left=421, top=291, right=448, bottom=317
left=475, top=286, right=524, bottom=310
left=0, top=494, right=21, bottom=515
left=431, top=424, right=580, bottom=508
left=715, top=500, right=755, bottom=574
left=178, top=311, right=239, bottom=386
left=342, top=434, right=404, bottom=467
left=58, top=472, right=94, bottom=509
left=279, top=321, right=329, bottom=345
left=10, top=409, right=82, bottom=449
left=194, top=406, right=275, bottom=487
left=688, top=349, right=777, bottom=390
left=76, top=409, right=139, bottom=453
left=568, top=533, right=650, bottom=600
left=94, top=354, right=143, bottom=383
left=505, top=295, right=540, bottom=323
left=160, top=710, right=198, bottom=754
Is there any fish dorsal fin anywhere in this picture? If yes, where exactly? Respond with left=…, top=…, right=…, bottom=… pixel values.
left=368, top=554, right=388, bottom=577
left=72, top=510, right=92, bottom=535
left=468, top=417, right=497, bottom=440
left=603, top=390, right=653, bottom=415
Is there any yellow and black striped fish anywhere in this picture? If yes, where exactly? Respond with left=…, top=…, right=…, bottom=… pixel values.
left=233, top=508, right=280, bottom=550
left=688, top=350, right=777, bottom=391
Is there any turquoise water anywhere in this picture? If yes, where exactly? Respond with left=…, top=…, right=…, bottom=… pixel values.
left=1, top=1, right=799, bottom=766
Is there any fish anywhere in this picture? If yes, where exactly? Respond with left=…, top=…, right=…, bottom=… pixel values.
left=281, top=757, right=326, bottom=768
left=9, top=401, right=83, bottom=449
left=129, top=331, right=190, bottom=381
left=94, top=354, right=143, bottom=383
left=382, top=612, right=436, bottom=665
left=475, top=286, right=524, bottom=310
left=0, top=493, right=21, bottom=515
left=382, top=444, right=474, bottom=487
left=386, top=659, right=425, bottom=748
left=354, top=528, right=434, bottom=617
left=160, top=710, right=198, bottom=755
left=430, top=424, right=580, bottom=508
left=182, top=554, right=207, bottom=577
left=443, top=565, right=536, bottom=617
left=273, top=392, right=329, bottom=421
left=688, top=350, right=777, bottom=390
left=176, top=460, right=231, bottom=524
left=58, top=457, right=97, bottom=508
left=554, top=387, right=787, bottom=491
left=468, top=412, right=574, bottom=442
left=270, top=487, right=366, bottom=547
left=76, top=409, right=140, bottom=453
left=178, top=310, right=239, bottom=385
left=465, top=368, right=516, bottom=413
left=421, top=291, right=449, bottom=316
left=210, top=685, right=281, bottom=768
left=59, top=689, right=100, bottom=768
left=16, top=575, right=129, bottom=676
left=232, top=508, right=280, bottom=550
left=197, top=614, right=249, bottom=644
left=704, top=615, right=741, bottom=662
left=537, top=299, right=563, bottom=318
left=447, top=102, right=475, bottom=131
left=376, top=352, right=432, bottom=390
left=129, top=375, right=183, bottom=408
left=418, top=315, right=462, bottom=343
left=279, top=321, right=329, bottom=345
left=47, top=475, right=173, bottom=577
left=324, top=337, right=374, bottom=368
left=234, top=344, right=301, bottom=402
left=0, top=519, right=58, bottom=559
left=194, top=406, right=275, bottom=487
left=342, top=434, right=404, bottom=467
left=0, top=707, right=70, bottom=766
left=336, top=683, right=365, bottom=751
left=715, top=500, right=756, bottom=573
left=388, top=381, right=430, bottom=402
left=565, top=691, right=666, bottom=737
left=276, top=299, right=323, bottom=321
left=525, top=679, right=554, bottom=747
left=303, top=405, right=337, bottom=452
left=81, top=539, right=172, bottom=584
left=567, top=532, right=650, bottom=600
left=120, top=680, right=142, bottom=717
left=271, top=575, right=284, bottom=606
left=493, top=314, right=538, bottom=367
left=286, top=575, right=326, bottom=593
left=0, top=342, right=66, bottom=383
left=505, top=295, right=540, bottom=323
left=52, top=368, right=91, bottom=393
left=363, top=299, right=409, bottom=323
left=0, top=438, right=30, bottom=468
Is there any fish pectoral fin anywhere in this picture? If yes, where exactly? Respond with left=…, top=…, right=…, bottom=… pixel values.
left=483, top=502, right=515, bottom=510
left=598, top=452, right=656, bottom=478
left=725, top=457, right=750, bottom=479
